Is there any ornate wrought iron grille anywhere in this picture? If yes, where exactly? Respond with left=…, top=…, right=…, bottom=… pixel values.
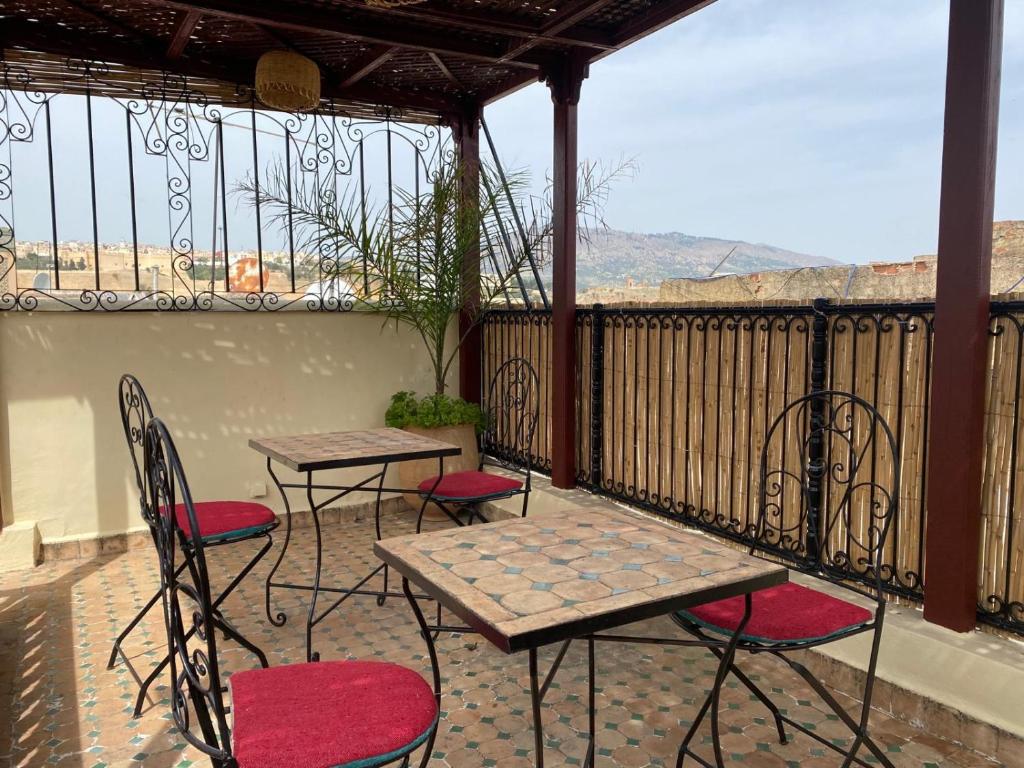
left=482, top=299, right=1024, bottom=637
left=0, top=57, right=450, bottom=311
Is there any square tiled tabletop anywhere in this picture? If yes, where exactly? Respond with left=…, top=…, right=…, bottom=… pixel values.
left=249, top=427, right=461, bottom=472
left=375, top=506, right=787, bottom=653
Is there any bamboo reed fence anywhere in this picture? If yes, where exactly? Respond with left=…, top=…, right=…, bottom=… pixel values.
left=481, top=298, right=1024, bottom=635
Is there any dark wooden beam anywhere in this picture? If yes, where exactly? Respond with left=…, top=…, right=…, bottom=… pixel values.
left=456, top=104, right=483, bottom=404
left=924, top=0, right=1004, bottom=633
left=545, top=53, right=588, bottom=489
left=338, top=1, right=614, bottom=51
left=610, top=0, right=716, bottom=48
left=428, top=52, right=461, bottom=88
left=144, top=0, right=546, bottom=69
left=481, top=69, right=541, bottom=106
left=502, top=0, right=615, bottom=63
left=167, top=9, right=202, bottom=59
left=337, top=44, right=396, bottom=89
left=1, top=19, right=458, bottom=115
left=62, top=0, right=156, bottom=45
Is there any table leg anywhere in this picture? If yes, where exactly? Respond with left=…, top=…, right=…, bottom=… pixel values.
left=264, top=457, right=293, bottom=627
left=306, top=469, right=323, bottom=662
left=587, top=637, right=596, bottom=768
left=374, top=463, right=389, bottom=607
left=528, top=648, right=545, bottom=768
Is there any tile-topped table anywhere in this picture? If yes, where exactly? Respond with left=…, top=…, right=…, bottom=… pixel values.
left=250, top=427, right=461, bottom=661
left=376, top=506, right=787, bottom=767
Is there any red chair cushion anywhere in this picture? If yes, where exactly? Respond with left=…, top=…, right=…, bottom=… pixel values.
left=175, top=500, right=276, bottom=541
left=681, top=582, right=873, bottom=644
left=417, top=470, right=523, bottom=500
left=230, top=660, right=438, bottom=768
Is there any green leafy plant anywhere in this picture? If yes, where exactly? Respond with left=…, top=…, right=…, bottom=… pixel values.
left=240, top=144, right=633, bottom=396
left=385, top=391, right=484, bottom=432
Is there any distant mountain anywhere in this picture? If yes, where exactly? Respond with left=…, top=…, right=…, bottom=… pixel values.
left=539, top=229, right=838, bottom=290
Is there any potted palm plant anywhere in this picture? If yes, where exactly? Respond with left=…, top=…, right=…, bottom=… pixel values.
left=244, top=145, right=631, bottom=512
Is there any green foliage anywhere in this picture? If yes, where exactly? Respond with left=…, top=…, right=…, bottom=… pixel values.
left=240, top=145, right=634, bottom=395
left=385, top=390, right=484, bottom=432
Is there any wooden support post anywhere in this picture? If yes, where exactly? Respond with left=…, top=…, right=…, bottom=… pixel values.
left=455, top=102, right=482, bottom=404
left=545, top=54, right=588, bottom=489
left=924, top=0, right=1003, bottom=632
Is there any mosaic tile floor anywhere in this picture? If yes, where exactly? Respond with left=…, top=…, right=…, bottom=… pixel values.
left=0, top=510, right=1004, bottom=768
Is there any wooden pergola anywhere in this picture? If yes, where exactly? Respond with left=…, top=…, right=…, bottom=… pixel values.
left=0, top=0, right=1006, bottom=634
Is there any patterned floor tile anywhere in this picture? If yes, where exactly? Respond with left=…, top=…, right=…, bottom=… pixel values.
left=0, top=511, right=1003, bottom=767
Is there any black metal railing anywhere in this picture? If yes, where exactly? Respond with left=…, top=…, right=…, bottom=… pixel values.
left=0, top=55, right=547, bottom=312
left=481, top=299, right=1024, bottom=637
left=1, top=57, right=450, bottom=311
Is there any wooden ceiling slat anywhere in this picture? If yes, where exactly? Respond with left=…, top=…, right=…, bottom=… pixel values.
left=0, top=0, right=723, bottom=118
left=428, top=52, right=461, bottom=88
left=501, top=0, right=617, bottom=62
left=143, top=0, right=546, bottom=69
left=166, top=9, right=203, bottom=59
left=337, top=44, right=396, bottom=88
left=610, top=0, right=717, bottom=48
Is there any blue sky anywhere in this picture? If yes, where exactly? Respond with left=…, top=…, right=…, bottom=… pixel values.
left=486, top=0, right=1024, bottom=264
left=8, top=0, right=1022, bottom=267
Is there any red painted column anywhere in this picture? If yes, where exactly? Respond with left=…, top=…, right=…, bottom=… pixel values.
left=545, top=55, right=588, bottom=489
left=455, top=103, right=482, bottom=405
left=924, top=0, right=1003, bottom=632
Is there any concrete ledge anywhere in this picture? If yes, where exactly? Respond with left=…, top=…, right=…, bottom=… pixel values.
left=0, top=521, right=41, bottom=571
left=37, top=496, right=408, bottom=564
left=795, top=571, right=1024, bottom=765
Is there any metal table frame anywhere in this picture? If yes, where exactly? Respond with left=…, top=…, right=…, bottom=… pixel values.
left=377, top=510, right=785, bottom=768
left=252, top=430, right=462, bottom=662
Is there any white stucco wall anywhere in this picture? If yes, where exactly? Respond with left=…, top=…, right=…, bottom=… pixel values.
left=0, top=310, right=451, bottom=543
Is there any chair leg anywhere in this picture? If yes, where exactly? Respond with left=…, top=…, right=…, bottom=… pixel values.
left=708, top=645, right=787, bottom=744
left=676, top=595, right=753, bottom=768
left=402, top=578, right=442, bottom=768
left=108, top=558, right=188, bottom=670
left=133, top=534, right=275, bottom=717
left=675, top=686, right=714, bottom=768
left=780, top=643, right=895, bottom=768
left=212, top=610, right=269, bottom=668
left=673, top=618, right=786, bottom=745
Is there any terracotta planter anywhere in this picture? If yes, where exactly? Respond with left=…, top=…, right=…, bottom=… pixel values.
left=398, top=423, right=480, bottom=519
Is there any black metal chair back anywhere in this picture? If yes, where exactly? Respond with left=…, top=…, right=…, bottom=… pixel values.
left=144, top=417, right=232, bottom=762
left=119, top=374, right=156, bottom=527
left=753, top=390, right=900, bottom=603
left=482, top=357, right=540, bottom=482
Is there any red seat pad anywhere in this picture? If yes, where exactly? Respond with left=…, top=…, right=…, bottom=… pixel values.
left=681, top=582, right=873, bottom=644
left=230, top=660, right=438, bottom=768
left=174, top=500, right=275, bottom=541
left=418, top=470, right=522, bottom=500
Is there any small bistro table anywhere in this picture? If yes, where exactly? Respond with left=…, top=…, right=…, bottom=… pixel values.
left=375, top=506, right=788, bottom=768
left=250, top=427, right=461, bottom=662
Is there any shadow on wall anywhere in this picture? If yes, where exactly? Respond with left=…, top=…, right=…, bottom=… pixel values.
left=0, top=311, right=440, bottom=540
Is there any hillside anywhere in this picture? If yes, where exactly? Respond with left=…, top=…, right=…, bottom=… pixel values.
left=544, top=229, right=837, bottom=290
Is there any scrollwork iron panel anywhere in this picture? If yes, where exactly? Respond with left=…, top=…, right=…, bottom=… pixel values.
left=979, top=301, right=1024, bottom=634
left=0, top=57, right=449, bottom=312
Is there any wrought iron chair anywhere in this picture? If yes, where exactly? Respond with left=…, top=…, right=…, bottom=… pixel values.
left=144, top=416, right=441, bottom=768
left=108, top=374, right=278, bottom=717
left=416, top=357, right=540, bottom=531
left=672, top=390, right=899, bottom=768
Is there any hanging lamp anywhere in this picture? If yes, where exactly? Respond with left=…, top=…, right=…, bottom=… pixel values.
left=255, top=50, right=320, bottom=111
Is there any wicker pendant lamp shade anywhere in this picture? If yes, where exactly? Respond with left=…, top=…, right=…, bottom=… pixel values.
left=255, top=50, right=321, bottom=111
